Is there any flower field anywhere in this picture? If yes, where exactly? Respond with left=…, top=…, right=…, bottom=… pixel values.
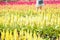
left=0, top=4, right=60, bottom=40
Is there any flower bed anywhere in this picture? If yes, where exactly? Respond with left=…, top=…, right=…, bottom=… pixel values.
left=0, top=1, right=60, bottom=5
left=0, top=5, right=60, bottom=40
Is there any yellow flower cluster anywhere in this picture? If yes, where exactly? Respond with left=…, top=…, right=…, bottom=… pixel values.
left=0, top=4, right=60, bottom=40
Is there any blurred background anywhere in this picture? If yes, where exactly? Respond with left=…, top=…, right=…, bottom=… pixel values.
left=0, top=0, right=60, bottom=5
left=0, top=0, right=60, bottom=2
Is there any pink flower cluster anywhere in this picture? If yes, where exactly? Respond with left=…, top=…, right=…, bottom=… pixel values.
left=0, top=1, right=60, bottom=5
